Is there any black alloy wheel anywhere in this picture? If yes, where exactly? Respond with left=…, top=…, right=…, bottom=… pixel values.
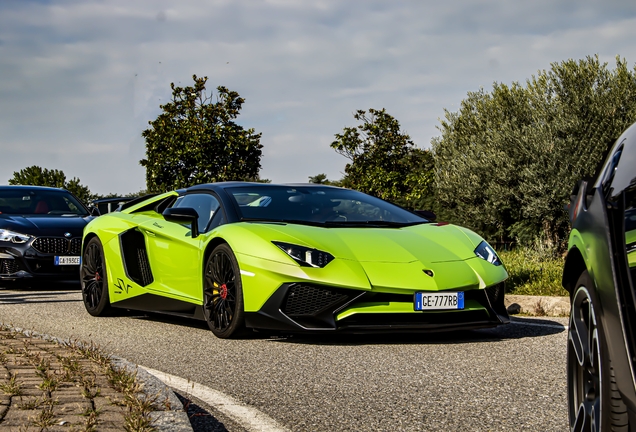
left=203, top=243, right=245, bottom=338
left=81, top=237, right=112, bottom=317
left=567, top=271, right=628, bottom=432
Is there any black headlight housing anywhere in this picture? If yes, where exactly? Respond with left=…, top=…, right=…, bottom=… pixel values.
left=474, top=240, right=502, bottom=266
left=272, top=241, right=334, bottom=268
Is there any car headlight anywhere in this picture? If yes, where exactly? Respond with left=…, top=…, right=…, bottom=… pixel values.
left=474, top=241, right=502, bottom=266
left=273, top=241, right=334, bottom=268
left=0, top=229, right=32, bottom=244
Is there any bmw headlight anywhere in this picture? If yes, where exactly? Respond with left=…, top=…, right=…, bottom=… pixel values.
left=0, top=229, right=31, bottom=244
left=273, top=241, right=334, bottom=268
left=474, top=241, right=502, bottom=266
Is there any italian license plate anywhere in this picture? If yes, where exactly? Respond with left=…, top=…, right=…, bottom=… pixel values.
left=54, top=256, right=81, bottom=266
left=414, top=291, right=464, bottom=310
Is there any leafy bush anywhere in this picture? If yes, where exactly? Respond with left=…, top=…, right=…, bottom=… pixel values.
left=433, top=56, right=636, bottom=247
left=498, top=246, right=568, bottom=297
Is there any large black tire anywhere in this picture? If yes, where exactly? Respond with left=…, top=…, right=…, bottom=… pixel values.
left=81, top=237, right=113, bottom=317
left=203, top=244, right=246, bottom=338
left=568, top=270, right=628, bottom=432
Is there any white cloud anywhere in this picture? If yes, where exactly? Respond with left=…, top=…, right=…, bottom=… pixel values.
left=1, top=0, right=636, bottom=194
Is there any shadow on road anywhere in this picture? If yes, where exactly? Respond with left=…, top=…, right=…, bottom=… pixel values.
left=0, top=285, right=567, bottom=346
left=122, top=312, right=566, bottom=345
left=0, top=282, right=81, bottom=305
left=264, top=317, right=566, bottom=346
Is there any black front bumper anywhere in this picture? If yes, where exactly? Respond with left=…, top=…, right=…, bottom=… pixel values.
left=244, top=282, right=510, bottom=334
left=0, top=238, right=82, bottom=283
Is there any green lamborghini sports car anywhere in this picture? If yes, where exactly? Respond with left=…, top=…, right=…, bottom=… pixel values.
left=80, top=182, right=509, bottom=338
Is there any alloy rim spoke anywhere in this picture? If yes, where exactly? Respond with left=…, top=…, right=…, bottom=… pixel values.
left=572, top=403, right=587, bottom=432
left=87, top=281, right=100, bottom=308
left=204, top=251, right=237, bottom=332
left=569, top=287, right=602, bottom=432
left=81, top=243, right=104, bottom=310
left=571, top=296, right=588, bottom=367
left=587, top=301, right=594, bottom=364
left=591, top=398, right=600, bottom=432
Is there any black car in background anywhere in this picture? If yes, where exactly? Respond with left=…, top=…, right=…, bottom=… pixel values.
left=0, top=186, right=94, bottom=286
left=90, top=197, right=134, bottom=215
left=563, top=123, right=636, bottom=431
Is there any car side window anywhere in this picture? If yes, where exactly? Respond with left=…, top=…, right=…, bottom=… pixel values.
left=172, top=193, right=221, bottom=234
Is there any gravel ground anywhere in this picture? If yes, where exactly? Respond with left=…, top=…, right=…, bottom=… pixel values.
left=0, top=287, right=569, bottom=431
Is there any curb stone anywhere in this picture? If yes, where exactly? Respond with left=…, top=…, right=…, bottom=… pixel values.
left=112, top=357, right=193, bottom=431
left=0, top=324, right=193, bottom=432
left=505, top=294, right=570, bottom=317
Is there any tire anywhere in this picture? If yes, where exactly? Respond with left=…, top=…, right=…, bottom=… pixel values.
left=567, top=271, right=628, bottom=432
left=81, top=237, right=113, bottom=317
left=203, top=244, right=246, bottom=338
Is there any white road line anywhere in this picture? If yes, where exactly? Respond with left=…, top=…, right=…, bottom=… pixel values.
left=511, top=321, right=568, bottom=330
left=139, top=366, right=290, bottom=432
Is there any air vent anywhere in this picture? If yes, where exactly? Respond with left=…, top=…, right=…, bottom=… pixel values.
left=120, top=229, right=154, bottom=286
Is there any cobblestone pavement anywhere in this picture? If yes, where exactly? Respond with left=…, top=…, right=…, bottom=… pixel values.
left=0, top=328, right=161, bottom=431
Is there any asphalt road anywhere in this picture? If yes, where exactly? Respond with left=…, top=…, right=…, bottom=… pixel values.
left=0, top=285, right=569, bottom=431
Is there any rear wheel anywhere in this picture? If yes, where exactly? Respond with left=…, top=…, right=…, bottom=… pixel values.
left=81, top=237, right=112, bottom=317
left=203, top=244, right=245, bottom=338
left=568, top=271, right=628, bottom=432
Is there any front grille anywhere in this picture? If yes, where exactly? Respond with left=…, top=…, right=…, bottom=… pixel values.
left=32, top=237, right=80, bottom=255
left=283, top=284, right=350, bottom=316
left=484, top=282, right=508, bottom=318
left=485, top=283, right=503, bottom=305
left=0, top=259, right=20, bottom=275
left=70, top=238, right=82, bottom=255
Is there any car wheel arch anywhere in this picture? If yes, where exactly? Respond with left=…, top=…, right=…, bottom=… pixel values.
left=203, top=237, right=230, bottom=265
left=563, top=246, right=588, bottom=296
left=82, top=232, right=99, bottom=253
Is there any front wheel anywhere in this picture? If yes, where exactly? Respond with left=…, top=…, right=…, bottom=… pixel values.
left=203, top=244, right=245, bottom=338
left=567, top=271, right=628, bottom=432
left=81, top=237, right=113, bottom=317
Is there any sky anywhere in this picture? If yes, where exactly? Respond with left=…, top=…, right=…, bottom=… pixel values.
left=1, top=0, right=636, bottom=195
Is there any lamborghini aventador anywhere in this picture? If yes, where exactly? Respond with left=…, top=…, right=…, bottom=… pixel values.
left=81, top=183, right=509, bottom=338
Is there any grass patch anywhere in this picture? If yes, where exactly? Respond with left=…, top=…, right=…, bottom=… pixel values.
left=0, top=327, right=159, bottom=431
left=0, top=372, right=22, bottom=396
left=498, top=246, right=568, bottom=297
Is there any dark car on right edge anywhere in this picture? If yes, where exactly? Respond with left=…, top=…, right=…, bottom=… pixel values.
left=563, top=122, right=636, bottom=431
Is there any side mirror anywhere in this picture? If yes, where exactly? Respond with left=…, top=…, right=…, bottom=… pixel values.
left=162, top=207, right=200, bottom=238
left=414, top=209, right=437, bottom=222
left=89, top=206, right=101, bottom=217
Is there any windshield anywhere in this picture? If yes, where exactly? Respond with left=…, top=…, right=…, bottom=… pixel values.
left=0, top=189, right=89, bottom=216
left=226, top=185, right=427, bottom=226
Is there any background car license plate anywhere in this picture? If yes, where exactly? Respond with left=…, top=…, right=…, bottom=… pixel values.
left=414, top=292, right=464, bottom=310
left=54, top=256, right=81, bottom=265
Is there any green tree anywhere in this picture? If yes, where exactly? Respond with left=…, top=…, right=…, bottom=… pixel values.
left=8, top=166, right=93, bottom=204
left=140, top=75, right=263, bottom=193
left=331, top=109, right=433, bottom=207
left=308, top=173, right=342, bottom=186
left=433, top=55, right=636, bottom=247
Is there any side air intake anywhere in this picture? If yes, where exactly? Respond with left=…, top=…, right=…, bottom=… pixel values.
left=120, top=229, right=154, bottom=287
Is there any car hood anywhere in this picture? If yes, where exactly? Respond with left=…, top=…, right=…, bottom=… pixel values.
left=0, top=215, right=91, bottom=237
left=241, top=222, right=479, bottom=263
